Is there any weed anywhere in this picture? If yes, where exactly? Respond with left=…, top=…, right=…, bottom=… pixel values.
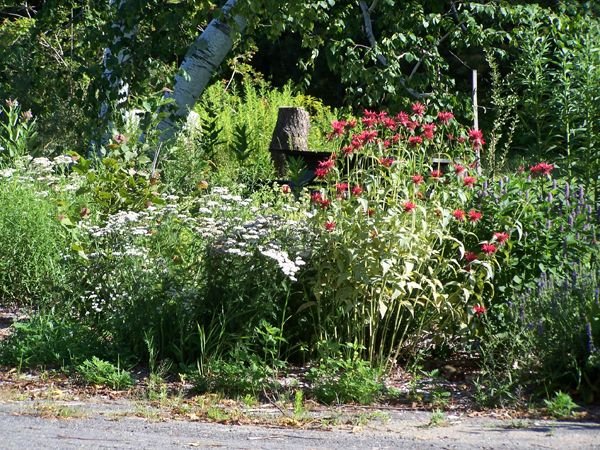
left=544, top=391, right=579, bottom=419
left=307, top=356, right=384, bottom=405
left=430, top=389, right=452, bottom=409
left=427, top=409, right=447, bottom=427
left=76, top=357, right=134, bottom=390
left=28, top=402, right=86, bottom=420
left=293, top=389, right=305, bottom=417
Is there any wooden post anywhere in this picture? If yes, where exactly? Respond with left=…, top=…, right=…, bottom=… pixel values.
left=269, top=107, right=310, bottom=176
left=472, top=69, right=481, bottom=175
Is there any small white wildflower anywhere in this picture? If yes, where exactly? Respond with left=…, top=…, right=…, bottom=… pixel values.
left=53, top=155, right=73, bottom=165
left=0, top=168, right=15, bottom=177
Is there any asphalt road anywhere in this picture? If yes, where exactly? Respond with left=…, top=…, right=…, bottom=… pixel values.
left=1, top=399, right=599, bottom=449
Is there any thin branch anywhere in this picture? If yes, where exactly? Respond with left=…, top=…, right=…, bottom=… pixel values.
left=359, top=1, right=433, bottom=99
left=368, top=0, right=380, bottom=13
left=407, top=26, right=462, bottom=82
left=359, top=0, right=387, bottom=66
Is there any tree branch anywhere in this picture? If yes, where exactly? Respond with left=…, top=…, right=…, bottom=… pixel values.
left=368, top=0, right=380, bottom=13
left=359, top=1, right=432, bottom=99
left=359, top=1, right=387, bottom=66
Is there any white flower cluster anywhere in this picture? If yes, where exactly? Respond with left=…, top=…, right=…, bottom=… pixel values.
left=259, top=244, right=306, bottom=282
left=189, top=186, right=312, bottom=282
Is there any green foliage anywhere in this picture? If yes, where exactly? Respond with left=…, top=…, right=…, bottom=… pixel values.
left=76, top=356, right=134, bottom=390
left=161, top=80, right=335, bottom=191
left=307, top=346, right=384, bottom=405
left=544, top=391, right=579, bottom=419
left=306, top=107, right=494, bottom=365
left=0, top=311, right=103, bottom=369
left=71, top=150, right=163, bottom=218
left=477, top=263, right=599, bottom=405
left=0, top=180, right=69, bottom=307
left=0, top=99, right=37, bottom=164
left=194, top=351, right=278, bottom=398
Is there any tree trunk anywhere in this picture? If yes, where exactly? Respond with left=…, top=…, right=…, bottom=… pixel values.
left=269, top=107, right=314, bottom=177
left=269, top=107, right=310, bottom=152
left=99, top=0, right=137, bottom=122
left=158, top=0, right=246, bottom=140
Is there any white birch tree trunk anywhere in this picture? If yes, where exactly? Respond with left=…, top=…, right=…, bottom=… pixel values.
left=158, top=0, right=246, bottom=140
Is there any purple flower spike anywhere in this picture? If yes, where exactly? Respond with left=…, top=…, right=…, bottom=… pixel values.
left=564, top=182, right=570, bottom=199
left=586, top=322, right=596, bottom=354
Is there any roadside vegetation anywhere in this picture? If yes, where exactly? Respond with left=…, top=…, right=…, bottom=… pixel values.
left=0, top=1, right=598, bottom=416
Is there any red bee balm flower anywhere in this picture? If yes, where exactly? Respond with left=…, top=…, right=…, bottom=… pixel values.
left=473, top=305, right=487, bottom=316
left=411, top=102, right=426, bottom=116
left=311, top=191, right=323, bottom=203
left=468, top=209, right=483, bottom=222
left=452, top=209, right=466, bottom=221
left=408, top=136, right=423, bottom=146
left=430, top=170, right=443, bottom=179
left=412, top=174, right=424, bottom=185
left=379, top=157, right=395, bottom=168
left=351, top=185, right=363, bottom=196
left=463, top=176, right=477, bottom=187
left=329, top=120, right=346, bottom=137
left=454, top=164, right=466, bottom=174
left=437, top=111, right=454, bottom=124
left=281, top=184, right=291, bottom=194
left=421, top=123, right=436, bottom=140
left=324, top=221, right=336, bottom=231
left=494, top=232, right=509, bottom=244
left=403, top=201, right=416, bottom=213
left=529, top=162, right=554, bottom=177
left=468, top=128, right=486, bottom=149
left=464, top=251, right=478, bottom=262
left=481, top=243, right=497, bottom=255
left=335, top=182, right=349, bottom=193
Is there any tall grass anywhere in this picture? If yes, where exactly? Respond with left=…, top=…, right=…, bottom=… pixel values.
left=0, top=179, right=69, bottom=307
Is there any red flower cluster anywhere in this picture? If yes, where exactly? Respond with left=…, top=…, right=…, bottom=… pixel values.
left=464, top=251, right=478, bottom=262
left=315, top=158, right=336, bottom=178
left=452, top=209, right=466, bottom=221
left=463, top=176, right=477, bottom=187
left=412, top=174, right=424, bottom=185
left=403, top=201, right=416, bottom=212
left=327, top=119, right=357, bottom=140
left=411, top=102, right=426, bottom=116
left=481, top=242, right=497, bottom=255
left=421, top=123, right=436, bottom=140
left=454, top=164, right=466, bottom=175
left=493, top=231, right=509, bottom=244
left=529, top=162, right=554, bottom=177
left=351, top=185, right=363, bottom=196
left=468, top=128, right=485, bottom=149
left=473, top=305, right=487, bottom=316
left=335, top=182, right=349, bottom=193
left=324, top=221, right=336, bottom=231
left=430, top=170, right=443, bottom=179
left=437, top=111, right=454, bottom=124
left=379, top=157, right=395, bottom=168
left=311, top=191, right=330, bottom=208
left=468, top=209, right=483, bottom=222
left=408, top=135, right=423, bottom=146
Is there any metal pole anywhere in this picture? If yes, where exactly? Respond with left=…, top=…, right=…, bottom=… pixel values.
left=472, top=69, right=481, bottom=175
